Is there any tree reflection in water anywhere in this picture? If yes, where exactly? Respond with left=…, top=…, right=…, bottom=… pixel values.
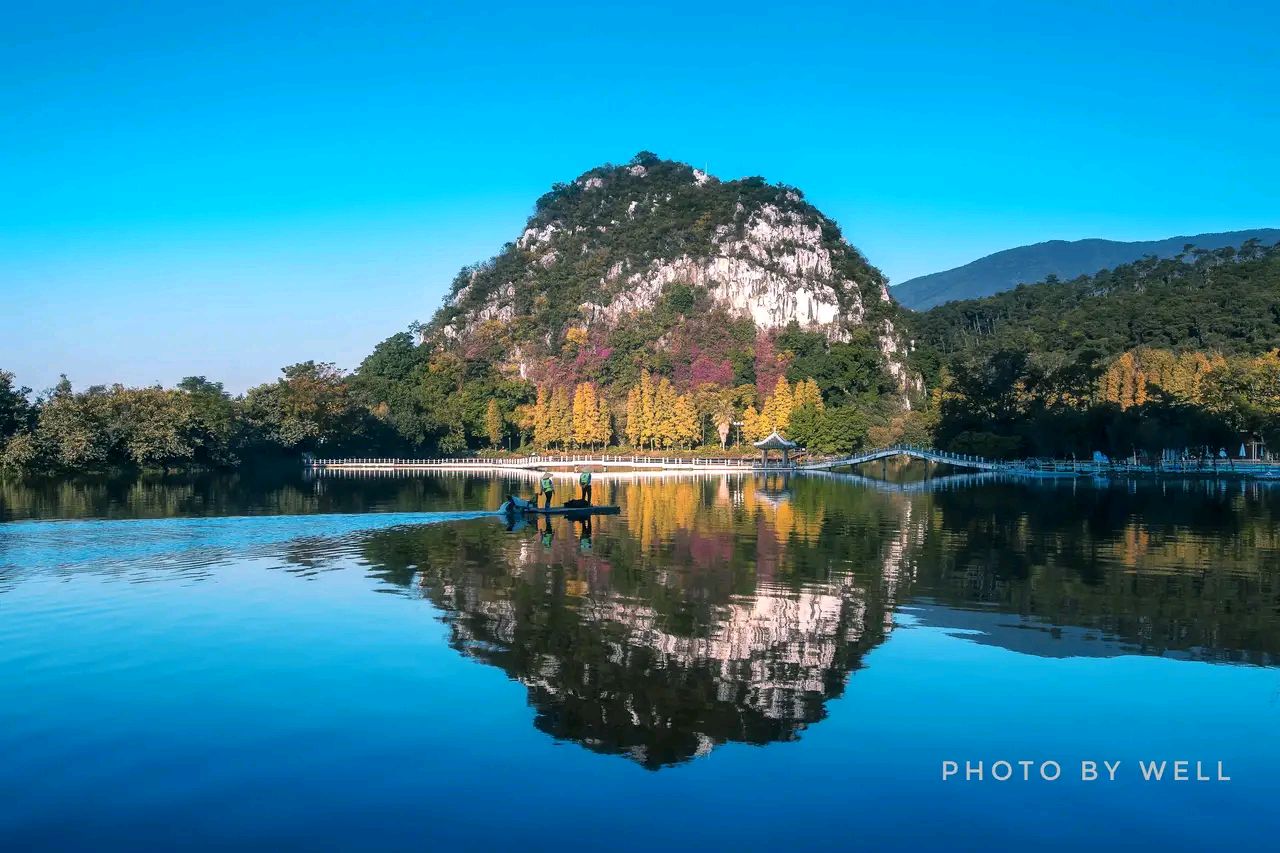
left=7, top=470, right=1280, bottom=768
left=360, top=474, right=1280, bottom=767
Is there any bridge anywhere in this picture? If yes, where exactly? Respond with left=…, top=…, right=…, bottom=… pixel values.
left=799, top=444, right=1008, bottom=472
left=303, top=445, right=1017, bottom=474
left=303, top=447, right=1275, bottom=479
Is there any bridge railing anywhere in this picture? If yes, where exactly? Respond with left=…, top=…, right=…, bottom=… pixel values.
left=304, top=453, right=762, bottom=469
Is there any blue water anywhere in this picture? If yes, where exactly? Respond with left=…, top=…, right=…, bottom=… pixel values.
left=2, top=473, right=1278, bottom=850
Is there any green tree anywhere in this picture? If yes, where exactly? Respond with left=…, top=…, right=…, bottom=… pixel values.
left=244, top=362, right=362, bottom=453
left=0, top=370, right=33, bottom=441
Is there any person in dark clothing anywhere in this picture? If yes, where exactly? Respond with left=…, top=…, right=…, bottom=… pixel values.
left=577, top=468, right=593, bottom=505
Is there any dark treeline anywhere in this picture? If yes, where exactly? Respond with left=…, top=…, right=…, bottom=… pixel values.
left=908, top=240, right=1280, bottom=459
left=0, top=364, right=394, bottom=477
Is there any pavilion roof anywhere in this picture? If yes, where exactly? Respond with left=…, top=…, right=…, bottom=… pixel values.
left=753, top=431, right=798, bottom=450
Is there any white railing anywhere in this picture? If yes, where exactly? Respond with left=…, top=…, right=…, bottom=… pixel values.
left=303, top=453, right=762, bottom=469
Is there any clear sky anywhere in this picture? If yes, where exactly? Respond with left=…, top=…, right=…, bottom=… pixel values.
left=3, top=0, right=1277, bottom=393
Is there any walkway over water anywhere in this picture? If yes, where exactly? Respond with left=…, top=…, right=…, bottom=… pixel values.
left=799, top=444, right=1005, bottom=472
left=303, top=446, right=1280, bottom=478
left=304, top=446, right=1011, bottom=474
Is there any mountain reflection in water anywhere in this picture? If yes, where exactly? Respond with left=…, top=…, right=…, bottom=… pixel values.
left=353, top=474, right=1280, bottom=768
left=4, top=471, right=1280, bottom=770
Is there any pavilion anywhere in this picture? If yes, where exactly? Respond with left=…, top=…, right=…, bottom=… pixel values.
left=753, top=431, right=798, bottom=467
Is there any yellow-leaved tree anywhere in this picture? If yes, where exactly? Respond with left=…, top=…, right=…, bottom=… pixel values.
left=595, top=397, right=612, bottom=448
left=532, top=386, right=552, bottom=448
left=572, top=382, right=598, bottom=448
left=548, top=386, right=572, bottom=448
left=651, top=377, right=679, bottom=448
left=624, top=384, right=643, bottom=447
left=639, top=371, right=657, bottom=449
left=673, top=393, right=700, bottom=448
left=484, top=399, right=503, bottom=449
left=760, top=377, right=794, bottom=435
left=742, top=404, right=763, bottom=443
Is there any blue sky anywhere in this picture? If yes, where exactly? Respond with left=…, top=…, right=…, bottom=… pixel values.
left=2, top=0, right=1277, bottom=393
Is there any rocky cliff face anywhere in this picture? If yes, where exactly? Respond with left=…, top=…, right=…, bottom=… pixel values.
left=431, top=152, right=911, bottom=393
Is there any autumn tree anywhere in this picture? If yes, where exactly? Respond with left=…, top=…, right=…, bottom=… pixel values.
left=651, top=377, right=679, bottom=448
left=485, top=399, right=503, bottom=449
left=624, top=385, right=643, bottom=447
left=531, top=386, right=552, bottom=448
left=742, top=404, right=763, bottom=443
left=596, top=397, right=613, bottom=448
left=672, top=393, right=700, bottom=448
left=549, top=386, right=572, bottom=449
left=622, top=384, right=640, bottom=445
left=760, top=377, right=794, bottom=435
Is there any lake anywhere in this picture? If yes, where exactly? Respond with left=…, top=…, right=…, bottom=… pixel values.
left=2, top=469, right=1279, bottom=850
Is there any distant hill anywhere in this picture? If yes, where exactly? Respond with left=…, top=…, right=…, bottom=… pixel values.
left=892, top=229, right=1280, bottom=310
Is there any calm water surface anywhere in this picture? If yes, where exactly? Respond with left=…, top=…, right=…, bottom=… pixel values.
left=2, top=470, right=1279, bottom=850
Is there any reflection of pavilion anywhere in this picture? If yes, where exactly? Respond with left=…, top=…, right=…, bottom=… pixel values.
left=752, top=472, right=793, bottom=507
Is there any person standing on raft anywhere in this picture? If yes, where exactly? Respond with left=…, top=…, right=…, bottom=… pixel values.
left=578, top=468, right=593, bottom=505
left=539, top=471, right=555, bottom=509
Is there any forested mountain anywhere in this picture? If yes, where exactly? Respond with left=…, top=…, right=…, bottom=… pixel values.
left=358, top=152, right=922, bottom=455
left=893, top=228, right=1280, bottom=310
left=430, top=151, right=909, bottom=390
left=1, top=154, right=927, bottom=476
left=908, top=239, right=1280, bottom=459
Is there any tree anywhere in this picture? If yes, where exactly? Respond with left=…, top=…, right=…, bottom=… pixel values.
left=549, top=386, right=572, bottom=449
left=651, top=377, right=679, bottom=448
left=532, top=386, right=552, bottom=448
left=788, top=402, right=822, bottom=449
left=792, top=377, right=824, bottom=410
left=624, top=385, right=643, bottom=447
left=672, top=393, right=700, bottom=448
left=485, top=399, right=504, bottom=449
left=815, top=407, right=868, bottom=453
left=178, top=376, right=238, bottom=466
left=1203, top=350, right=1280, bottom=449
left=638, top=371, right=657, bottom=449
left=711, top=391, right=736, bottom=449
left=0, top=370, right=33, bottom=441
left=244, top=362, right=362, bottom=453
left=113, top=387, right=195, bottom=470
left=595, top=397, right=613, bottom=448
left=760, top=377, right=794, bottom=435
left=742, top=405, right=763, bottom=443
left=36, top=378, right=113, bottom=470
left=572, top=382, right=605, bottom=448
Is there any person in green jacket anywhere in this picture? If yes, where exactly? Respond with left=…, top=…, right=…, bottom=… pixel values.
left=539, top=471, right=555, bottom=509
left=578, top=468, right=593, bottom=505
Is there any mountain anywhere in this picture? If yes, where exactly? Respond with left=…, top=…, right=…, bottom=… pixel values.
left=908, top=241, right=1280, bottom=460
left=892, top=228, right=1280, bottom=310
left=428, top=152, right=910, bottom=391
left=912, top=239, right=1280, bottom=362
